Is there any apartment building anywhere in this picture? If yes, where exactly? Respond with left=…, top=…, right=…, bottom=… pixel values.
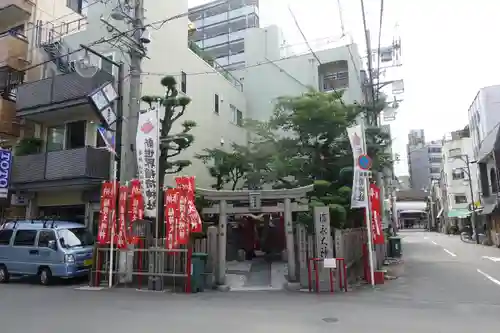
left=188, top=0, right=259, bottom=71
left=238, top=25, right=365, bottom=121
left=439, top=128, right=478, bottom=229
left=7, top=0, right=247, bottom=228
left=407, top=129, right=442, bottom=191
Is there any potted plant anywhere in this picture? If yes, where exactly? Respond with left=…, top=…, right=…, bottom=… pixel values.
left=15, top=138, right=43, bottom=156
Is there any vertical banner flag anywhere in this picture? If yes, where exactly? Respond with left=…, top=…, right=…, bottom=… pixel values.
left=116, top=185, right=129, bottom=249
left=177, top=189, right=189, bottom=245
left=164, top=188, right=178, bottom=250
left=347, top=124, right=368, bottom=208
left=97, top=181, right=115, bottom=244
left=127, top=179, right=144, bottom=244
left=136, top=110, right=159, bottom=217
left=0, top=148, right=12, bottom=199
left=175, top=176, right=202, bottom=233
left=369, top=183, right=384, bottom=245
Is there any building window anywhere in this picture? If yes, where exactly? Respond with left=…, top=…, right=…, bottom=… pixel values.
left=429, top=157, right=442, bottom=164
left=454, top=195, right=467, bottom=204
left=428, top=147, right=441, bottom=153
left=322, top=71, right=349, bottom=91
left=46, top=121, right=86, bottom=152
left=452, top=169, right=465, bottom=180
left=236, top=109, right=243, bottom=126
left=214, top=94, right=219, bottom=114
left=490, top=168, right=498, bottom=193
left=46, top=125, right=65, bottom=152
left=181, top=71, right=187, bottom=93
left=429, top=167, right=440, bottom=174
left=66, top=0, right=88, bottom=15
left=65, top=121, right=86, bottom=149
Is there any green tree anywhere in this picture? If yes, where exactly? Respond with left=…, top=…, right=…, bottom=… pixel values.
left=141, top=76, right=196, bottom=225
left=195, top=145, right=249, bottom=190
left=243, top=90, right=393, bottom=228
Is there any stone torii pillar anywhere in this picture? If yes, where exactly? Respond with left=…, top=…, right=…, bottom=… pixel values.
left=198, top=185, right=314, bottom=289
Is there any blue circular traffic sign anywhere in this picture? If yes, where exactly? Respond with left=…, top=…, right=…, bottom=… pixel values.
left=357, top=154, right=372, bottom=170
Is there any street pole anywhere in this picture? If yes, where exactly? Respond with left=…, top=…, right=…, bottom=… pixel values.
left=126, top=0, right=146, bottom=181
left=464, top=155, right=479, bottom=244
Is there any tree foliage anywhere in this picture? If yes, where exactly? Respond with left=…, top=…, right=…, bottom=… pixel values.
left=141, top=75, right=196, bottom=224
left=196, top=89, right=395, bottom=228
left=195, top=145, right=249, bottom=190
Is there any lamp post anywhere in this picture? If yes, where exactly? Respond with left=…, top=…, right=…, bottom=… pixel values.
left=451, top=154, right=479, bottom=244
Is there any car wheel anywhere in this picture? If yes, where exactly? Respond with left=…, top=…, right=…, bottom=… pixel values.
left=0, top=265, right=9, bottom=283
left=39, top=267, right=52, bottom=286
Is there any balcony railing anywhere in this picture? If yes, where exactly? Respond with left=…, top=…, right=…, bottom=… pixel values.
left=12, top=147, right=111, bottom=184
left=0, top=31, right=28, bottom=70
left=16, top=70, right=114, bottom=112
left=0, top=0, right=32, bottom=31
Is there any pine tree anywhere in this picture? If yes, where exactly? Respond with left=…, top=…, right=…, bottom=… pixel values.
left=141, top=75, right=196, bottom=231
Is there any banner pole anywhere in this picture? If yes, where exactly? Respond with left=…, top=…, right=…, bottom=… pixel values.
left=108, top=160, right=118, bottom=288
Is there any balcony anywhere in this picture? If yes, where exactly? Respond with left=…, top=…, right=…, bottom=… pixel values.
left=0, top=31, right=28, bottom=71
left=0, top=0, right=32, bottom=31
left=12, top=147, right=111, bottom=190
left=16, top=70, right=114, bottom=123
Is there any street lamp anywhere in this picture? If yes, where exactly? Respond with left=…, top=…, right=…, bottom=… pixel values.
left=450, top=154, right=479, bottom=244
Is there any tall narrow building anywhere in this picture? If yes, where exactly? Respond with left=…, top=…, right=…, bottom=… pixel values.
left=188, top=0, right=259, bottom=70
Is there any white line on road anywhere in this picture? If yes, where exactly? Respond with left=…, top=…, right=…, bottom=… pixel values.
left=424, top=236, right=428, bottom=240
left=431, top=241, right=438, bottom=245
left=443, top=248, right=457, bottom=257
left=482, top=256, right=500, bottom=262
left=477, top=269, right=500, bottom=286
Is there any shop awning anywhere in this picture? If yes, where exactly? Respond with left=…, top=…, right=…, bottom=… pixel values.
left=436, top=208, right=444, bottom=218
left=479, top=203, right=497, bottom=215
left=447, top=209, right=471, bottom=218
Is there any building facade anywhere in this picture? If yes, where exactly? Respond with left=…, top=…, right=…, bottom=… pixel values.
left=439, top=128, right=478, bottom=230
left=468, top=85, right=500, bottom=159
left=6, top=0, right=248, bottom=231
left=238, top=25, right=365, bottom=121
left=407, top=128, right=442, bottom=191
left=188, top=0, right=259, bottom=71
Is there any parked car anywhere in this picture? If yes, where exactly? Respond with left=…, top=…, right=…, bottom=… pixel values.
left=0, top=219, right=94, bottom=285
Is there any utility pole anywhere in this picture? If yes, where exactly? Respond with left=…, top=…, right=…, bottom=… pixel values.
left=126, top=0, right=146, bottom=181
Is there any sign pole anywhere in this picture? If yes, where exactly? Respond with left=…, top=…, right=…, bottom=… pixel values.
left=360, top=123, right=375, bottom=287
left=108, top=159, right=118, bottom=288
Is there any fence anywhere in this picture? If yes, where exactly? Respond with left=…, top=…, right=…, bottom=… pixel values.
left=90, top=237, right=212, bottom=292
left=295, top=225, right=365, bottom=291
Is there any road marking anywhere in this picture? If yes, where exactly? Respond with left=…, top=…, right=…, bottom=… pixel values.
left=424, top=236, right=429, bottom=240
left=443, top=248, right=457, bottom=257
left=477, top=269, right=500, bottom=286
left=431, top=241, right=438, bottom=245
left=482, top=256, right=500, bottom=262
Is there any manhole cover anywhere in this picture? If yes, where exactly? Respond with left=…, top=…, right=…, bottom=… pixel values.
left=322, top=317, right=339, bottom=323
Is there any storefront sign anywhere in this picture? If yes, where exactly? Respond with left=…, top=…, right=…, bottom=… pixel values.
left=0, top=149, right=12, bottom=199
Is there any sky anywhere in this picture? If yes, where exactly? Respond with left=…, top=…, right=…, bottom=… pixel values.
left=188, top=0, right=500, bottom=176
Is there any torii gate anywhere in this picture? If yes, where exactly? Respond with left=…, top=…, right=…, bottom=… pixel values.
left=198, top=185, right=314, bottom=287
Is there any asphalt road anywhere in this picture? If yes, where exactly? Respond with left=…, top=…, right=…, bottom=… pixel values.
left=1, top=230, right=500, bottom=333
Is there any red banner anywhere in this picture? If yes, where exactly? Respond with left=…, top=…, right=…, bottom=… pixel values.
left=116, top=185, right=128, bottom=249
left=97, top=181, right=117, bottom=245
left=165, top=188, right=178, bottom=250
left=177, top=190, right=189, bottom=245
left=128, top=179, right=144, bottom=244
left=175, top=176, right=202, bottom=233
left=369, top=183, right=384, bottom=245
